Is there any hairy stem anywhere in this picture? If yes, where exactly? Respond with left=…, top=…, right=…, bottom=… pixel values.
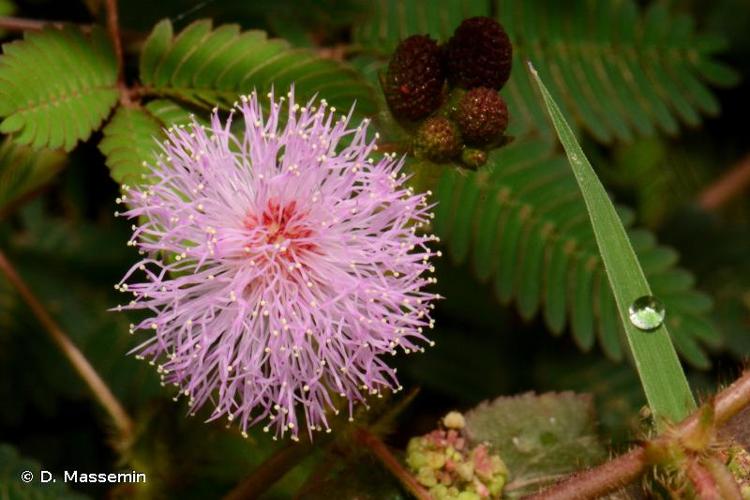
left=0, top=249, right=133, bottom=439
left=524, top=448, right=646, bottom=500
left=223, top=441, right=314, bottom=500
left=699, top=153, right=750, bottom=211
left=686, top=459, right=722, bottom=500
left=526, top=369, right=750, bottom=500
left=355, top=428, right=432, bottom=500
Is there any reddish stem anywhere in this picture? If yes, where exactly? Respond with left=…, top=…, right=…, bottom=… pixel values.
left=699, top=153, right=750, bottom=211
left=223, top=441, right=313, bottom=500
left=0, top=15, right=78, bottom=32
left=0, top=249, right=133, bottom=440
left=686, top=459, right=722, bottom=500
left=355, top=428, right=432, bottom=500
left=103, top=0, right=131, bottom=106
left=523, top=448, right=646, bottom=500
left=526, top=370, right=750, bottom=500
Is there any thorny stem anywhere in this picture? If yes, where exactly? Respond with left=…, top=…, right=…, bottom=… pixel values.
left=699, top=152, right=750, bottom=211
left=526, top=369, right=750, bottom=500
left=355, top=428, right=432, bottom=500
left=0, top=249, right=134, bottom=440
left=223, top=440, right=314, bottom=500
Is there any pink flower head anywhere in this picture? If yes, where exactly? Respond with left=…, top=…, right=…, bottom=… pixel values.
left=115, top=89, right=440, bottom=440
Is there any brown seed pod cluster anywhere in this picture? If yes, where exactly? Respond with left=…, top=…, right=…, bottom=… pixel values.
left=445, top=16, right=513, bottom=90
left=382, top=17, right=513, bottom=168
left=383, top=35, right=445, bottom=121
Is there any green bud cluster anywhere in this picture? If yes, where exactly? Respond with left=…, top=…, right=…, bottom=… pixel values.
left=406, top=414, right=508, bottom=499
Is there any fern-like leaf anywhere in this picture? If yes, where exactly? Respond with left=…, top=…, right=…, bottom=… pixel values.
left=140, top=19, right=377, bottom=116
left=354, top=0, right=737, bottom=144
left=501, top=0, right=739, bottom=143
left=98, top=107, right=164, bottom=186
left=432, top=137, right=721, bottom=367
left=353, top=0, right=489, bottom=53
left=0, top=26, right=118, bottom=151
left=0, top=137, right=67, bottom=215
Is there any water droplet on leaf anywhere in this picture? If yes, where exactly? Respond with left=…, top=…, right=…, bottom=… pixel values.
left=628, top=295, right=665, bottom=331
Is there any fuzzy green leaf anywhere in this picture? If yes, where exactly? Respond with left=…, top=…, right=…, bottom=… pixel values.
left=139, top=19, right=377, bottom=116
left=534, top=355, right=646, bottom=444
left=530, top=65, right=695, bottom=424
left=0, top=26, right=119, bottom=151
left=464, top=392, right=606, bottom=497
left=0, top=137, right=67, bottom=215
left=99, top=107, right=164, bottom=186
left=432, top=137, right=721, bottom=369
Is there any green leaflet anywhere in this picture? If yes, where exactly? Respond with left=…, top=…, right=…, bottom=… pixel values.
left=99, top=107, right=165, bottom=186
left=0, top=26, right=119, bottom=151
left=0, top=137, right=67, bottom=215
left=139, top=19, right=378, bottom=116
left=432, top=138, right=720, bottom=370
left=352, top=0, right=489, bottom=53
left=500, top=0, right=738, bottom=143
left=354, top=0, right=737, bottom=144
left=98, top=99, right=211, bottom=186
left=109, top=18, right=383, bottom=188
left=530, top=65, right=695, bottom=425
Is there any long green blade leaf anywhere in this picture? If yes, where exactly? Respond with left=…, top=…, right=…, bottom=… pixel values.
left=529, top=63, right=695, bottom=426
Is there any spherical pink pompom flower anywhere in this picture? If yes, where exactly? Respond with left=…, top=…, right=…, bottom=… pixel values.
left=115, top=89, right=440, bottom=440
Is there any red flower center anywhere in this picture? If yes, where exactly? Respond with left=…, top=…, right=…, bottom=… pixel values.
left=244, top=200, right=316, bottom=257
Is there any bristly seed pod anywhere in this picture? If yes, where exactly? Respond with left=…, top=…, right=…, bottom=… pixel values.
left=454, top=87, right=509, bottom=145
left=384, top=35, right=445, bottom=121
left=414, top=116, right=462, bottom=163
left=445, top=16, right=513, bottom=90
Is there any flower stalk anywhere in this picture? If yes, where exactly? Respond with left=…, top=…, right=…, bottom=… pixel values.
left=356, top=428, right=432, bottom=500
left=223, top=441, right=314, bottom=500
left=0, top=249, right=133, bottom=441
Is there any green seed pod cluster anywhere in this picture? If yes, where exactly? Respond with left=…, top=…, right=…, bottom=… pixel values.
left=382, top=17, right=513, bottom=168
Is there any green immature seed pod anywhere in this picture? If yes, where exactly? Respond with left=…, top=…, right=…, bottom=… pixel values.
left=414, top=116, right=462, bottom=163
left=461, top=148, right=488, bottom=169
